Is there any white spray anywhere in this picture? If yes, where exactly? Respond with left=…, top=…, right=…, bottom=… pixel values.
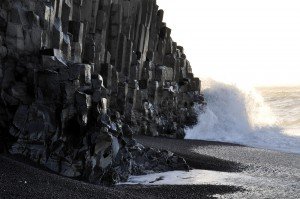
left=185, top=80, right=300, bottom=154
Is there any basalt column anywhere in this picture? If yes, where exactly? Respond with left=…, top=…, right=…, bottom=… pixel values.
left=0, top=0, right=204, bottom=184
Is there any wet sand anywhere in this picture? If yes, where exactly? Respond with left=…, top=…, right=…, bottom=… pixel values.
left=136, top=135, right=300, bottom=198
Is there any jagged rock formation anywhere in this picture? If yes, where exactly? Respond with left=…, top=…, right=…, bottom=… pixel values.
left=0, top=0, right=204, bottom=184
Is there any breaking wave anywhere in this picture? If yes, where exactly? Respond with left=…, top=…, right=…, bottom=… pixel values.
left=185, top=80, right=300, bottom=154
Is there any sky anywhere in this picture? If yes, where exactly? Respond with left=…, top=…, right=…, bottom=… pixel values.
left=156, top=0, right=300, bottom=87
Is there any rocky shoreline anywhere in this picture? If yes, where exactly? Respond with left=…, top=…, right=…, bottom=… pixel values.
left=0, top=0, right=205, bottom=184
left=0, top=151, right=242, bottom=199
left=2, top=137, right=299, bottom=198
left=134, top=136, right=300, bottom=198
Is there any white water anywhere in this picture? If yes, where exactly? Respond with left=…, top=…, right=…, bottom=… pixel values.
left=120, top=170, right=256, bottom=185
left=120, top=169, right=300, bottom=198
left=185, top=80, right=300, bottom=154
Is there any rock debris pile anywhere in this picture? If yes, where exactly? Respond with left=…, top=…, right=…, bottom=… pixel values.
left=0, top=0, right=204, bottom=184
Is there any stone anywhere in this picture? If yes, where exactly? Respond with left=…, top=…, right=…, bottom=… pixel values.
left=148, top=81, right=159, bottom=105
left=159, top=26, right=170, bottom=40
left=75, top=91, right=92, bottom=118
left=72, top=0, right=83, bottom=21
left=116, top=34, right=127, bottom=73
left=0, top=0, right=204, bottom=186
left=41, top=49, right=67, bottom=70
left=0, top=8, right=7, bottom=29
left=191, top=77, right=201, bottom=92
left=62, top=33, right=72, bottom=59
left=179, top=58, right=187, bottom=79
left=154, top=39, right=166, bottom=65
left=172, top=42, right=177, bottom=54
left=108, top=36, right=120, bottom=66
left=26, top=11, right=40, bottom=28
left=69, top=63, right=91, bottom=85
left=13, top=105, right=29, bottom=131
left=105, top=51, right=111, bottom=64
left=163, top=54, right=176, bottom=68
left=141, top=60, right=154, bottom=81
left=186, top=60, right=193, bottom=74
left=61, top=0, right=72, bottom=33
left=137, top=24, right=146, bottom=54
left=92, top=88, right=107, bottom=103
left=155, top=65, right=173, bottom=82
left=52, top=18, right=64, bottom=49
left=11, top=82, right=30, bottom=103
left=61, top=80, right=80, bottom=104
left=0, top=46, right=7, bottom=59
left=6, top=22, right=25, bottom=52
left=83, top=34, right=96, bottom=64
left=60, top=160, right=81, bottom=177
left=45, top=157, right=60, bottom=173
left=54, top=0, right=63, bottom=18
left=165, top=67, right=174, bottom=81
left=157, top=9, right=164, bottom=30
left=24, top=27, right=43, bottom=54
left=9, top=7, right=28, bottom=26
left=92, top=74, right=104, bottom=90
left=177, top=46, right=184, bottom=54
left=123, top=40, right=133, bottom=77
left=36, top=70, right=60, bottom=102
left=71, top=42, right=82, bottom=63
left=108, top=3, right=122, bottom=66
left=100, top=98, right=108, bottom=114
left=100, top=63, right=113, bottom=89
left=146, top=51, right=154, bottom=61
left=68, top=21, right=84, bottom=42
left=96, top=11, right=107, bottom=31
left=122, top=124, right=134, bottom=138
left=94, top=32, right=107, bottom=72
left=116, top=82, right=128, bottom=114
left=1, top=61, right=15, bottom=89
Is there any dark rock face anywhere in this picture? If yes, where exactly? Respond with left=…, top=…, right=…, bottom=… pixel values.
left=0, top=0, right=204, bottom=184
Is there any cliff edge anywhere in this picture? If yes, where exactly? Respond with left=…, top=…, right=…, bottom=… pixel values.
left=0, top=0, right=204, bottom=184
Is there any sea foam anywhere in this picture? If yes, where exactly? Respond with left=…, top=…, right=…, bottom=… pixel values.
left=185, top=80, right=300, bottom=154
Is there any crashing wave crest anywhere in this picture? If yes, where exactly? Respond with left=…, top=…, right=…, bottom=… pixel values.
left=185, top=80, right=300, bottom=154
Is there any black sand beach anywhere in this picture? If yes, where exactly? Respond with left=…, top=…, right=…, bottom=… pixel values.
left=1, top=136, right=299, bottom=198
left=136, top=136, right=300, bottom=198
left=0, top=155, right=239, bottom=199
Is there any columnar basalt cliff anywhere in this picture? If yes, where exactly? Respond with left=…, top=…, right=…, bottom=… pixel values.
left=0, top=0, right=204, bottom=184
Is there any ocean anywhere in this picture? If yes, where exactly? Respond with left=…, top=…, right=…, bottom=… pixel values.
left=259, top=86, right=300, bottom=137
left=185, top=81, right=300, bottom=154
left=122, top=82, right=300, bottom=194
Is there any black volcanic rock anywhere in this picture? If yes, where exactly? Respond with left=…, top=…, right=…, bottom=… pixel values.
left=0, top=0, right=204, bottom=184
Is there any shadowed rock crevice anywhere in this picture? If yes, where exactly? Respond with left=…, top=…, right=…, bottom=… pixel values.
left=0, top=0, right=204, bottom=184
